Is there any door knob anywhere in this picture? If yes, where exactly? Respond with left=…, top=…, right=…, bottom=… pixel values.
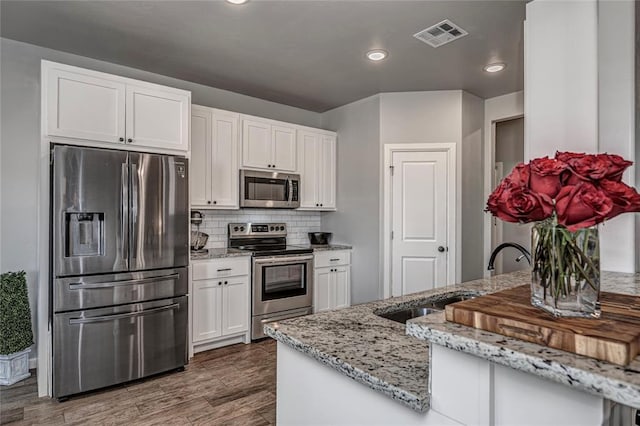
left=438, top=246, right=446, bottom=252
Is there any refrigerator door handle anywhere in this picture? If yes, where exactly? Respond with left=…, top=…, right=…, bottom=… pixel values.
left=68, top=303, right=180, bottom=325
left=130, top=162, right=139, bottom=264
left=68, top=273, right=180, bottom=290
left=121, top=163, right=129, bottom=267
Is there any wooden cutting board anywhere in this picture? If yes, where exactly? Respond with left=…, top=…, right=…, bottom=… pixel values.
left=445, top=285, right=640, bottom=366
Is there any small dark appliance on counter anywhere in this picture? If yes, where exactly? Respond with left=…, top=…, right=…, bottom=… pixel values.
left=308, top=232, right=332, bottom=246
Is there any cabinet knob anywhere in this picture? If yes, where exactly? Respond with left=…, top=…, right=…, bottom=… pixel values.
left=218, top=281, right=222, bottom=286
left=207, top=201, right=211, bottom=204
left=127, top=138, right=133, bottom=143
left=213, top=201, right=217, bottom=205
left=224, top=281, right=228, bottom=285
left=320, top=204, right=323, bottom=207
left=119, top=137, right=124, bottom=142
left=438, top=246, right=446, bottom=252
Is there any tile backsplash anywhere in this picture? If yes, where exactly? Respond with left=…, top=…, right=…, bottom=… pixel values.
left=192, top=209, right=322, bottom=249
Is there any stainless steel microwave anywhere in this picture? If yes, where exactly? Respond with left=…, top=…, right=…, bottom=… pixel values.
left=240, top=169, right=300, bottom=209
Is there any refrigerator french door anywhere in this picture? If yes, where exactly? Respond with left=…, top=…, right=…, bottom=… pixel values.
left=51, top=145, right=189, bottom=398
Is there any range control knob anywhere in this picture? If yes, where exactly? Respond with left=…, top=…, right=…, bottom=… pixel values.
left=279, top=226, right=285, bottom=231
left=270, top=226, right=274, bottom=231
left=240, top=226, right=245, bottom=231
left=233, top=226, right=239, bottom=231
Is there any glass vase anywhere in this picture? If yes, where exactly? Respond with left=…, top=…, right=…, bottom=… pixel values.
left=531, top=220, right=601, bottom=318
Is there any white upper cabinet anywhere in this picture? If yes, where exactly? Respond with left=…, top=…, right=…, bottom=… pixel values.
left=190, top=105, right=239, bottom=209
left=46, top=67, right=126, bottom=144
left=43, top=61, right=190, bottom=153
left=298, top=129, right=336, bottom=210
left=125, top=84, right=189, bottom=151
left=241, top=115, right=297, bottom=171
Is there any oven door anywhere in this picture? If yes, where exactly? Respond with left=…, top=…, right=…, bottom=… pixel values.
left=252, top=254, right=313, bottom=315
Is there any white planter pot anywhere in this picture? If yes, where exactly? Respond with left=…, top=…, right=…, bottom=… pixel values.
left=0, top=348, right=31, bottom=386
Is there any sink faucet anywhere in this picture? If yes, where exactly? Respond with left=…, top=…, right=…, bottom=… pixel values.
left=487, top=242, right=531, bottom=271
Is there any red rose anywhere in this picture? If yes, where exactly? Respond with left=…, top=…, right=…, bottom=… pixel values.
left=486, top=181, right=553, bottom=223
left=597, top=153, right=633, bottom=182
left=563, top=154, right=611, bottom=185
left=503, top=162, right=530, bottom=187
left=599, top=179, right=640, bottom=219
left=529, top=156, right=567, bottom=198
left=556, top=182, right=613, bottom=231
left=555, top=151, right=586, bottom=163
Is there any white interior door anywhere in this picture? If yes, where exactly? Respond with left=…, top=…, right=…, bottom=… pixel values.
left=391, top=150, right=449, bottom=296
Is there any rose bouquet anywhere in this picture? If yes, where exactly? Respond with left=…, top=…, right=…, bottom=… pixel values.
left=486, top=152, right=640, bottom=317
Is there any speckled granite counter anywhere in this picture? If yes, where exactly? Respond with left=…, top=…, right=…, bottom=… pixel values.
left=407, top=271, right=640, bottom=410
left=308, top=244, right=352, bottom=251
left=190, top=248, right=251, bottom=260
left=264, top=271, right=529, bottom=412
left=265, top=270, right=640, bottom=412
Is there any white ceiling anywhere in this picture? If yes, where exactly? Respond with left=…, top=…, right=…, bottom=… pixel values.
left=0, top=0, right=525, bottom=112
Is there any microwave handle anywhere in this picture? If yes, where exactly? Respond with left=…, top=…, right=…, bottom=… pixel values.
left=287, top=176, right=292, bottom=205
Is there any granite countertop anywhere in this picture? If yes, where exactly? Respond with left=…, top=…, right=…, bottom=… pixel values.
left=265, top=270, right=640, bottom=412
left=308, top=244, right=353, bottom=251
left=190, top=248, right=252, bottom=260
left=264, top=270, right=530, bottom=412
left=407, top=271, right=640, bottom=410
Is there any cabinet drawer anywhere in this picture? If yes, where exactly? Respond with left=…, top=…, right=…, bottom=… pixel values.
left=192, top=257, right=250, bottom=280
left=314, top=250, right=351, bottom=268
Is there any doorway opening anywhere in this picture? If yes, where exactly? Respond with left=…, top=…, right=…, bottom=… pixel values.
left=491, top=117, right=530, bottom=274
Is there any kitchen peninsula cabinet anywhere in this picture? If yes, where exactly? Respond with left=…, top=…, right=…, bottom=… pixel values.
left=191, top=105, right=239, bottom=209
left=43, top=61, right=190, bottom=153
left=313, top=250, right=350, bottom=313
left=191, top=256, right=250, bottom=352
left=241, top=115, right=297, bottom=172
left=298, top=129, right=337, bottom=211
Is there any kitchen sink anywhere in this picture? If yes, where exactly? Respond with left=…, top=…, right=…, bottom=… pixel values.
left=377, top=293, right=478, bottom=324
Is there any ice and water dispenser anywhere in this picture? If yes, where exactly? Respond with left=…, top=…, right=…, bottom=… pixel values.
left=65, top=212, right=104, bottom=257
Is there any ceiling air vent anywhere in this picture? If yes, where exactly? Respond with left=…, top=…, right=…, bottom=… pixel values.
left=413, top=19, right=468, bottom=48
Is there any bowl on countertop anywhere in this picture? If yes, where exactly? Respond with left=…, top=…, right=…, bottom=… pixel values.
left=308, top=232, right=332, bottom=246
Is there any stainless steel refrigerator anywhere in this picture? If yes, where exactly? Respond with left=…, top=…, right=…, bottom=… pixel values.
left=51, top=144, right=189, bottom=398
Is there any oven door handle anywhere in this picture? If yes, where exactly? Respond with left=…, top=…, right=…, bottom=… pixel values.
left=254, top=255, right=314, bottom=265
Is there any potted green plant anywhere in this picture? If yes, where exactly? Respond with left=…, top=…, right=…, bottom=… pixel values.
left=0, top=271, right=34, bottom=385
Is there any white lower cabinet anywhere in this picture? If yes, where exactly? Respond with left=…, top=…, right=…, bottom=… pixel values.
left=313, top=250, right=351, bottom=313
left=191, top=257, right=250, bottom=352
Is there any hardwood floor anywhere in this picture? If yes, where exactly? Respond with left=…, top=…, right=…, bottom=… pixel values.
left=0, top=340, right=276, bottom=425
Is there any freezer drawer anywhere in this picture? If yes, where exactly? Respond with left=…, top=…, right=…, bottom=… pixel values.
left=53, top=267, right=187, bottom=312
left=53, top=296, right=188, bottom=398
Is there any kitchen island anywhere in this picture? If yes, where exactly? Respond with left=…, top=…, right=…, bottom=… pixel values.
left=264, top=270, right=640, bottom=425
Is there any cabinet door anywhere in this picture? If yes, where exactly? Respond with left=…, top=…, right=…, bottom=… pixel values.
left=210, top=111, right=239, bottom=209
left=242, top=119, right=271, bottom=169
left=47, top=68, right=126, bottom=143
left=313, top=268, right=332, bottom=313
left=125, top=84, right=189, bottom=151
left=319, top=135, right=337, bottom=210
left=297, top=131, right=320, bottom=209
left=272, top=125, right=297, bottom=171
left=190, top=107, right=212, bottom=207
left=222, top=276, right=249, bottom=336
left=193, top=280, right=223, bottom=342
left=332, top=266, right=350, bottom=310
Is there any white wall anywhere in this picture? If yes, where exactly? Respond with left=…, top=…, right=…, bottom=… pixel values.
left=321, top=95, right=381, bottom=304
left=460, top=92, right=485, bottom=281
left=524, top=0, right=599, bottom=160
left=524, top=0, right=637, bottom=273
left=0, top=37, right=323, bottom=362
left=597, top=0, right=636, bottom=273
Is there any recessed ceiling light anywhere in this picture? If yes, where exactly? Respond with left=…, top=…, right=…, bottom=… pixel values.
left=366, top=49, right=388, bottom=62
left=226, top=0, right=248, bottom=4
left=484, top=63, right=506, bottom=73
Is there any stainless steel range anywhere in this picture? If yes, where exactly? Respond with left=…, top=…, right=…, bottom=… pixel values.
left=228, top=223, right=313, bottom=339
